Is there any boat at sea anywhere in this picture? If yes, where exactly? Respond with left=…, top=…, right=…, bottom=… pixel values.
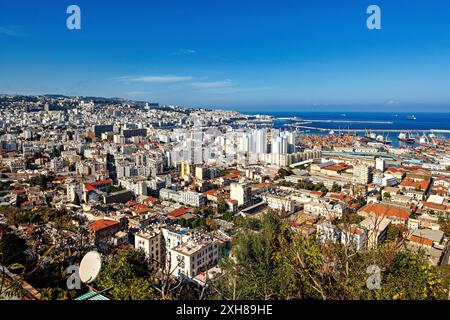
left=407, top=115, right=417, bottom=120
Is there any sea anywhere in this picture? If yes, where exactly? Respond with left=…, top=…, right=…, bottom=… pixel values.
left=248, top=112, right=450, bottom=147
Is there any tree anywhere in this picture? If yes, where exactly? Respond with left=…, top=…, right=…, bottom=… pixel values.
left=206, top=216, right=217, bottom=231
left=383, top=192, right=391, bottom=199
left=213, top=212, right=290, bottom=300
left=339, top=213, right=364, bottom=225
left=95, top=247, right=158, bottom=300
left=331, top=183, right=341, bottom=193
left=438, top=216, right=450, bottom=237
left=203, top=206, right=215, bottom=217
left=386, top=224, right=402, bottom=242
left=276, top=168, right=292, bottom=179
left=222, top=211, right=235, bottom=222
left=212, top=212, right=449, bottom=300
left=217, top=201, right=229, bottom=215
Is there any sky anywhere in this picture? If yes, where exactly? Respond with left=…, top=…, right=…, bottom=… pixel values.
left=1, top=0, right=450, bottom=112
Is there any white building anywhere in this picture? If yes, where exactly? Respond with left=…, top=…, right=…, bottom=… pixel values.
left=181, top=191, right=206, bottom=207
left=135, top=229, right=164, bottom=267
left=359, top=216, right=390, bottom=249
left=352, top=165, right=372, bottom=185
left=304, top=199, right=345, bottom=218
left=340, top=225, right=368, bottom=251
left=254, top=129, right=268, bottom=154
left=264, top=194, right=295, bottom=214
left=316, top=221, right=341, bottom=244
left=168, top=235, right=220, bottom=278
left=375, top=158, right=386, bottom=171
left=230, top=183, right=251, bottom=207
left=66, top=183, right=82, bottom=203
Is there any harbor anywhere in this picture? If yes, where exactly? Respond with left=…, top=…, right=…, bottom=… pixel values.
left=290, top=125, right=449, bottom=133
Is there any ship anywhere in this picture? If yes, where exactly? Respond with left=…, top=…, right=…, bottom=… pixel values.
left=398, top=132, right=415, bottom=144
left=419, top=133, right=431, bottom=145
left=376, top=133, right=392, bottom=145
left=361, top=130, right=392, bottom=145
left=407, top=115, right=417, bottom=120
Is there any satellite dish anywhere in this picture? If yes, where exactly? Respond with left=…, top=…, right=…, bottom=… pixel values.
left=79, top=251, right=102, bottom=284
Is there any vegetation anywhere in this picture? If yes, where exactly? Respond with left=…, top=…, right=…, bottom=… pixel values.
left=221, top=211, right=235, bottom=222
left=95, top=247, right=158, bottom=300
left=279, top=180, right=329, bottom=194
left=213, top=211, right=449, bottom=300
left=0, top=181, right=12, bottom=192
left=339, top=212, right=364, bottom=225
left=4, top=206, right=70, bottom=227
left=27, top=174, right=54, bottom=191
left=438, top=215, right=450, bottom=237
left=386, top=224, right=403, bottom=242
left=331, top=183, right=342, bottom=193
left=104, top=185, right=123, bottom=194
left=27, top=260, right=78, bottom=300
left=217, top=201, right=229, bottom=214
left=276, top=168, right=292, bottom=179
left=0, top=223, right=28, bottom=267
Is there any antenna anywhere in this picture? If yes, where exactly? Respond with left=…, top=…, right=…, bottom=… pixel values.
left=79, top=251, right=102, bottom=284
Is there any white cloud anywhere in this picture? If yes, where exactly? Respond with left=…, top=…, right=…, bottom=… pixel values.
left=191, top=79, right=233, bottom=88
left=385, top=99, right=401, bottom=105
left=208, top=86, right=272, bottom=94
left=115, top=75, right=193, bottom=83
left=177, top=48, right=196, bottom=55
left=124, top=91, right=153, bottom=96
left=0, top=26, right=25, bottom=37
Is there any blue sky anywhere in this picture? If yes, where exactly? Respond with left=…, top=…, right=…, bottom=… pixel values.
left=1, top=0, right=450, bottom=112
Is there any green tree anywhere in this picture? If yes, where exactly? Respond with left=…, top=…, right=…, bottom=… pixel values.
left=217, top=201, right=229, bottom=214
left=438, top=216, right=450, bottom=237
left=95, top=247, right=158, bottom=300
left=212, top=212, right=449, bottom=300
left=276, top=168, right=292, bottom=179
left=222, top=211, right=235, bottom=222
left=214, top=212, right=290, bottom=299
left=386, top=224, right=402, bottom=242
left=331, top=183, right=342, bottom=193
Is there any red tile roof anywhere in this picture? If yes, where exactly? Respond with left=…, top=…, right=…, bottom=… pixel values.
left=89, top=179, right=113, bottom=187
left=11, top=189, right=27, bottom=194
left=386, top=167, right=406, bottom=174
left=167, top=207, right=191, bottom=218
left=322, top=163, right=352, bottom=172
left=90, top=219, right=120, bottom=233
left=409, top=235, right=433, bottom=247
left=400, top=178, right=430, bottom=191
left=84, top=185, right=96, bottom=191
left=422, top=201, right=448, bottom=212
left=254, top=182, right=271, bottom=188
left=359, top=203, right=410, bottom=220
left=143, top=196, right=159, bottom=203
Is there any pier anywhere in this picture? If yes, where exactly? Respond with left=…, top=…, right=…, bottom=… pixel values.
left=292, top=125, right=444, bottom=133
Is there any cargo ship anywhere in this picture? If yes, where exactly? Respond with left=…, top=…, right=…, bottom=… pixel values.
left=398, top=132, right=415, bottom=144
left=361, top=130, right=392, bottom=145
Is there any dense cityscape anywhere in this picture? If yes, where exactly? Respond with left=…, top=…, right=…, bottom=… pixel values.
left=0, top=93, right=449, bottom=300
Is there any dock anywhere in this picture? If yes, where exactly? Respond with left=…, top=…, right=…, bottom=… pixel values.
left=292, top=125, right=449, bottom=133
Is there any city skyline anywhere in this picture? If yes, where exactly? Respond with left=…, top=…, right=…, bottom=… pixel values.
left=1, top=0, right=450, bottom=111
